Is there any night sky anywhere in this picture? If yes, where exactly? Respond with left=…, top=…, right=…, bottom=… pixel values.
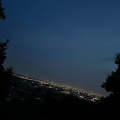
left=1, top=0, right=120, bottom=96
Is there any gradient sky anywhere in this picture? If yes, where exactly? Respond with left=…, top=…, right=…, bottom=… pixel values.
left=1, top=0, right=120, bottom=96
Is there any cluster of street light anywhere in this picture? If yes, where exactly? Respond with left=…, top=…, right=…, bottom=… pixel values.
left=13, top=73, right=103, bottom=102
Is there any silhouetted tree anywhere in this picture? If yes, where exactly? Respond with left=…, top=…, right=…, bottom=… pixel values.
left=101, top=53, right=120, bottom=103
left=0, top=40, right=13, bottom=101
left=0, top=1, right=13, bottom=101
left=0, top=0, right=6, bottom=20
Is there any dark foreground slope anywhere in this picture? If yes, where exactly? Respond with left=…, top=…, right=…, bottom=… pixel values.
left=0, top=74, right=119, bottom=120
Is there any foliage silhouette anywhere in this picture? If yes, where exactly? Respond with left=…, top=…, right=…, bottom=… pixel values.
left=101, top=53, right=120, bottom=103
left=0, top=40, right=13, bottom=101
left=0, top=0, right=13, bottom=101
left=100, top=53, right=120, bottom=119
left=0, top=0, right=6, bottom=20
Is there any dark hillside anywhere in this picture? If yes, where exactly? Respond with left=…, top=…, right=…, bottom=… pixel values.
left=0, top=74, right=102, bottom=120
left=0, top=73, right=119, bottom=120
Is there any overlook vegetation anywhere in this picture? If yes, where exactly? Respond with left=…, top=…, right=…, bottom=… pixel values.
left=0, top=0, right=120, bottom=119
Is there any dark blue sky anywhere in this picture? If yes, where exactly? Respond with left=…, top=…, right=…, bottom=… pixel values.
left=1, top=0, right=120, bottom=95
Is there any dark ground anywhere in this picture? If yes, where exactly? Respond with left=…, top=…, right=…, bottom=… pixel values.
left=0, top=76, right=119, bottom=120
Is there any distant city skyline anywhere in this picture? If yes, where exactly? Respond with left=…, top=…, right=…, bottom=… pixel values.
left=1, top=0, right=120, bottom=96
